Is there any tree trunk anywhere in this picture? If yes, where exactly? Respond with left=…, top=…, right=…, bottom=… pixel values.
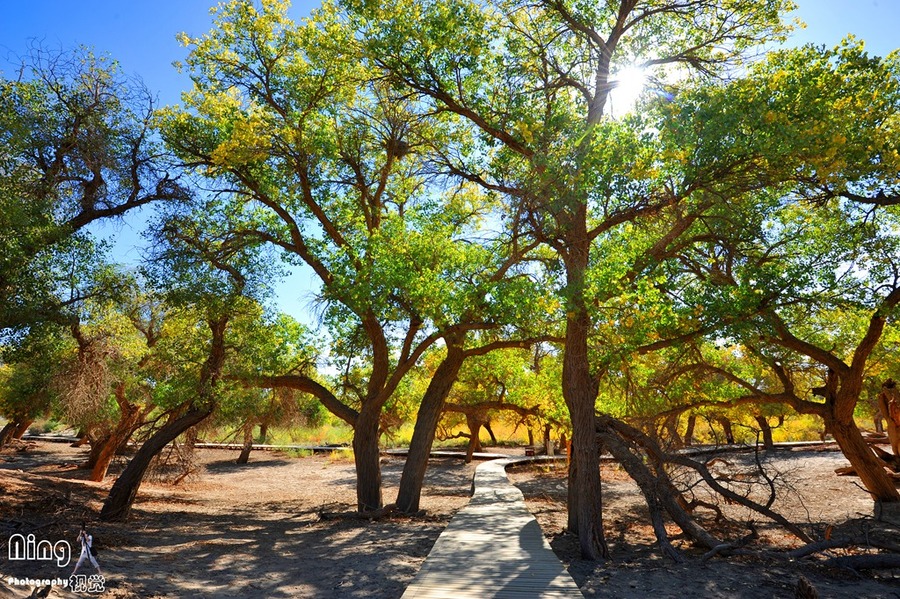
left=89, top=436, right=117, bottom=480
left=663, top=413, right=682, bottom=447
left=396, top=341, right=464, bottom=513
left=484, top=422, right=496, bottom=445
left=828, top=415, right=900, bottom=503
left=84, top=435, right=110, bottom=470
left=597, top=419, right=719, bottom=556
left=684, top=414, right=697, bottom=447
left=237, top=422, right=253, bottom=464
left=100, top=316, right=228, bottom=521
left=877, top=381, right=900, bottom=459
left=353, top=404, right=383, bottom=512
left=465, top=416, right=483, bottom=464
left=100, top=406, right=213, bottom=520
left=562, top=237, right=609, bottom=560
left=717, top=416, right=735, bottom=444
left=0, top=422, right=18, bottom=448
left=755, top=416, right=775, bottom=450
left=258, top=423, right=269, bottom=444
left=13, top=420, right=33, bottom=439
left=90, top=383, right=143, bottom=481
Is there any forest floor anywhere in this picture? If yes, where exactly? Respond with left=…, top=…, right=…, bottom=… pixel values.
left=0, top=440, right=897, bottom=598
left=508, top=446, right=900, bottom=598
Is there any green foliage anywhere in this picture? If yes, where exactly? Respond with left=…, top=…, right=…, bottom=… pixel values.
left=0, top=47, right=187, bottom=332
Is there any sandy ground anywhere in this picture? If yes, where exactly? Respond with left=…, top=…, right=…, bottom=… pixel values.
left=1, top=440, right=899, bottom=598
left=508, top=447, right=900, bottom=598
left=0, top=441, right=475, bottom=598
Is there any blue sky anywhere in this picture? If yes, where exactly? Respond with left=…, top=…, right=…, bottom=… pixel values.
left=1, top=0, right=898, bottom=322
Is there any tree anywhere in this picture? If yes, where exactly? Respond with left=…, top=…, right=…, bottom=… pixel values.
left=100, top=194, right=269, bottom=521
left=0, top=47, right=187, bottom=332
left=161, top=0, right=550, bottom=514
left=217, top=310, right=320, bottom=464
left=349, top=0, right=796, bottom=558
left=441, top=347, right=564, bottom=461
left=643, top=40, right=900, bottom=503
left=0, top=325, right=66, bottom=446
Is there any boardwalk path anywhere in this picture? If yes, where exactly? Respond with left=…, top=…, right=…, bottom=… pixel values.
left=401, top=458, right=584, bottom=599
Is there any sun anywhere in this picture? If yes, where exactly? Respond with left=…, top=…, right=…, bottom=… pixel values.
left=609, top=66, right=647, bottom=117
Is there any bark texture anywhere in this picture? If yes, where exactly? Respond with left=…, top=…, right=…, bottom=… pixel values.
left=396, top=340, right=465, bottom=513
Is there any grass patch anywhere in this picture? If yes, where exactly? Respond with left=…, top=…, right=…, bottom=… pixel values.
left=278, top=448, right=314, bottom=458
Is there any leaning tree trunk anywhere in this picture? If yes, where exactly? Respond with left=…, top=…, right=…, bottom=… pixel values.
left=84, top=435, right=109, bottom=470
left=353, top=404, right=384, bottom=512
left=100, top=405, right=213, bottom=521
left=662, top=413, right=682, bottom=448
left=0, top=422, right=18, bottom=448
left=90, top=383, right=143, bottom=481
left=100, top=316, right=228, bottom=521
left=396, top=342, right=465, bottom=513
left=12, top=420, right=33, bottom=439
left=484, top=422, right=497, bottom=445
left=596, top=416, right=720, bottom=560
left=828, top=415, right=900, bottom=503
left=562, top=237, right=609, bottom=560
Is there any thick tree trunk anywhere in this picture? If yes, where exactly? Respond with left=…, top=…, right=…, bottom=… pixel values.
left=90, top=383, right=143, bottom=481
left=829, top=416, right=900, bottom=502
left=100, top=405, right=213, bottom=521
left=84, top=435, right=109, bottom=470
left=396, top=342, right=465, bottom=513
left=684, top=414, right=697, bottom=447
left=465, top=417, right=483, bottom=464
left=237, top=422, right=254, bottom=464
left=0, top=422, right=18, bottom=448
left=353, top=405, right=383, bottom=512
left=13, top=420, right=33, bottom=439
left=755, top=416, right=775, bottom=450
left=562, top=241, right=609, bottom=559
left=89, top=436, right=117, bottom=480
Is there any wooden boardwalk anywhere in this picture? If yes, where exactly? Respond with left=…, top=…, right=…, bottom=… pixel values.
left=401, top=458, right=584, bottom=599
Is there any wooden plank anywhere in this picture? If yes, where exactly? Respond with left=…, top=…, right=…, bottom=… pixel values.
left=401, top=458, right=584, bottom=599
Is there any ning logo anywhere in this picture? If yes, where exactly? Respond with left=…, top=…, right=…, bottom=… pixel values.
left=7, top=534, right=71, bottom=568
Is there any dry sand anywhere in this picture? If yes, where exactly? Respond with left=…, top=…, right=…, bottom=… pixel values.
left=1, top=441, right=475, bottom=598
left=1, top=440, right=899, bottom=598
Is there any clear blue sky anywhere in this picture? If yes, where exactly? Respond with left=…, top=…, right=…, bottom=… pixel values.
left=1, top=0, right=898, bottom=322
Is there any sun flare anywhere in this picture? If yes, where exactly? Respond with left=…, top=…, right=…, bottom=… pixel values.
left=609, top=66, right=647, bottom=117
